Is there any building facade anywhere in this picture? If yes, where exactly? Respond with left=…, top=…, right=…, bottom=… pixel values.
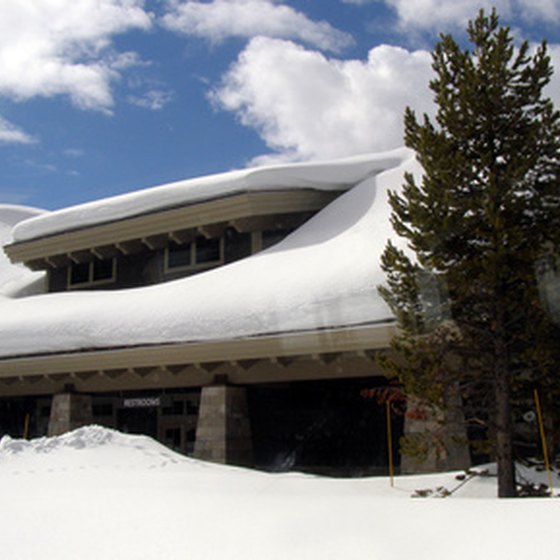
left=0, top=150, right=470, bottom=475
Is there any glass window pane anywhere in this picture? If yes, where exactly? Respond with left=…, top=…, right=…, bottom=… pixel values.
left=92, top=258, right=114, bottom=281
left=70, top=262, right=89, bottom=285
left=195, top=236, right=220, bottom=264
left=167, top=241, right=192, bottom=268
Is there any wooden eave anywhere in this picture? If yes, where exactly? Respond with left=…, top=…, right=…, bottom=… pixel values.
left=0, top=323, right=396, bottom=396
left=5, top=190, right=339, bottom=268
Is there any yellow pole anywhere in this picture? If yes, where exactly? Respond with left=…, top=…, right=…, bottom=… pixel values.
left=533, top=389, right=554, bottom=496
left=386, top=400, right=394, bottom=487
left=23, top=413, right=30, bottom=440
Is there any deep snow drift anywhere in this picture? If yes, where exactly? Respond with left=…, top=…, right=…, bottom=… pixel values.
left=0, top=204, right=45, bottom=298
left=0, top=426, right=557, bottom=560
left=0, top=149, right=418, bottom=358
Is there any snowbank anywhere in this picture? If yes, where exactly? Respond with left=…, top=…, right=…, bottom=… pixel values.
left=0, top=149, right=418, bottom=358
left=0, top=426, right=557, bottom=560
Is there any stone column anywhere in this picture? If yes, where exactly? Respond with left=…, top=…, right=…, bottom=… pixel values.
left=193, top=385, right=253, bottom=467
left=400, top=395, right=471, bottom=474
left=48, top=392, right=93, bottom=437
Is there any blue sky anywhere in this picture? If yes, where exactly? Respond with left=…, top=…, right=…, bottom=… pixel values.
left=0, top=0, right=559, bottom=211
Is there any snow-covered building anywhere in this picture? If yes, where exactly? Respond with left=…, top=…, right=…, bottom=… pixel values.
left=0, top=149, right=467, bottom=474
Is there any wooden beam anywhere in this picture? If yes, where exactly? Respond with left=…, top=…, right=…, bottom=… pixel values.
left=169, top=229, right=194, bottom=245
left=228, top=216, right=271, bottom=233
left=68, top=250, right=92, bottom=264
left=310, top=352, right=341, bottom=366
left=131, top=366, right=157, bottom=378
left=91, top=245, right=119, bottom=259
left=141, top=234, right=168, bottom=251
left=193, top=362, right=221, bottom=374
left=74, top=371, right=98, bottom=381
left=197, top=223, right=226, bottom=239
left=45, top=254, right=70, bottom=268
left=233, top=359, right=259, bottom=371
left=269, top=356, right=295, bottom=368
left=100, top=368, right=128, bottom=380
left=47, top=373, right=72, bottom=383
left=116, top=240, right=143, bottom=256
left=164, top=365, right=189, bottom=375
left=22, top=375, right=44, bottom=385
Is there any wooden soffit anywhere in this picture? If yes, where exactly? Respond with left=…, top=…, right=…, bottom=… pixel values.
left=5, top=190, right=339, bottom=267
left=0, top=323, right=395, bottom=395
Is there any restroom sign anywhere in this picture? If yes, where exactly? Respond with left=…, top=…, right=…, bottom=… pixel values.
left=123, top=397, right=160, bottom=408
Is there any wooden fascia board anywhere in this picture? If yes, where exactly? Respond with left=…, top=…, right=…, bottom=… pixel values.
left=0, top=324, right=395, bottom=380
left=5, top=190, right=338, bottom=265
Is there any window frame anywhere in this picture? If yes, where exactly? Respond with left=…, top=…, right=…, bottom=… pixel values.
left=67, top=258, right=116, bottom=289
left=164, top=236, right=224, bottom=273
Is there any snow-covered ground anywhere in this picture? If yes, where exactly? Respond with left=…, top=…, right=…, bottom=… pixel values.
left=0, top=426, right=557, bottom=560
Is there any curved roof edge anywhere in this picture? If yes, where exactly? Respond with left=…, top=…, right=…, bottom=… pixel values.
left=12, top=148, right=413, bottom=244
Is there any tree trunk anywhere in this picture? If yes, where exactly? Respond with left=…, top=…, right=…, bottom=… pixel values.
left=494, top=324, right=517, bottom=497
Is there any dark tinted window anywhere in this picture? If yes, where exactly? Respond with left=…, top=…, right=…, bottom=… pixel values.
left=70, top=262, right=89, bottom=284
left=92, top=258, right=113, bottom=281
left=167, top=241, right=192, bottom=268
left=195, top=236, right=220, bottom=263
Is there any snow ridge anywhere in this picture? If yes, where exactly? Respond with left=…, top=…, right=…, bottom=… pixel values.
left=12, top=149, right=409, bottom=243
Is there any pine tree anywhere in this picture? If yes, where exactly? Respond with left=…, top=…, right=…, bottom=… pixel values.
left=380, top=10, right=560, bottom=497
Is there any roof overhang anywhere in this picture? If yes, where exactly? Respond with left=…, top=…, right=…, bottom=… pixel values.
left=5, top=189, right=339, bottom=269
left=0, top=323, right=396, bottom=396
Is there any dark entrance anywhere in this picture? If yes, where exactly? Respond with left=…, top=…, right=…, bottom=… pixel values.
left=247, top=377, right=403, bottom=476
left=117, top=406, right=158, bottom=439
left=0, top=397, right=38, bottom=439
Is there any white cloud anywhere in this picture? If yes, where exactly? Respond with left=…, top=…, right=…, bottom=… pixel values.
left=518, top=0, right=560, bottom=21
left=128, top=89, right=174, bottom=110
left=0, top=117, right=36, bottom=145
left=162, top=0, right=353, bottom=52
left=63, top=148, right=85, bottom=158
left=23, top=160, right=57, bottom=174
left=373, top=0, right=560, bottom=30
left=546, top=44, right=560, bottom=108
left=0, top=0, right=152, bottom=113
left=212, top=37, right=434, bottom=163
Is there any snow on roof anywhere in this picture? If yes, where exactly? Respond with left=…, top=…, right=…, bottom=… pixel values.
left=0, top=205, right=46, bottom=298
left=12, top=149, right=406, bottom=243
left=0, top=148, right=420, bottom=359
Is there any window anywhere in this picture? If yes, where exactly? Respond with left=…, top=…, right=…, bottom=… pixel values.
left=70, top=262, right=89, bottom=285
left=93, top=258, right=114, bottom=282
left=68, top=258, right=116, bottom=288
left=167, top=242, right=192, bottom=269
left=165, top=236, right=223, bottom=272
left=195, top=237, right=220, bottom=264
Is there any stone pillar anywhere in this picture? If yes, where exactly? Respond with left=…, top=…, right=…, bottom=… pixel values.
left=48, top=392, right=93, bottom=437
left=193, top=385, right=253, bottom=467
left=400, top=395, right=471, bottom=474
